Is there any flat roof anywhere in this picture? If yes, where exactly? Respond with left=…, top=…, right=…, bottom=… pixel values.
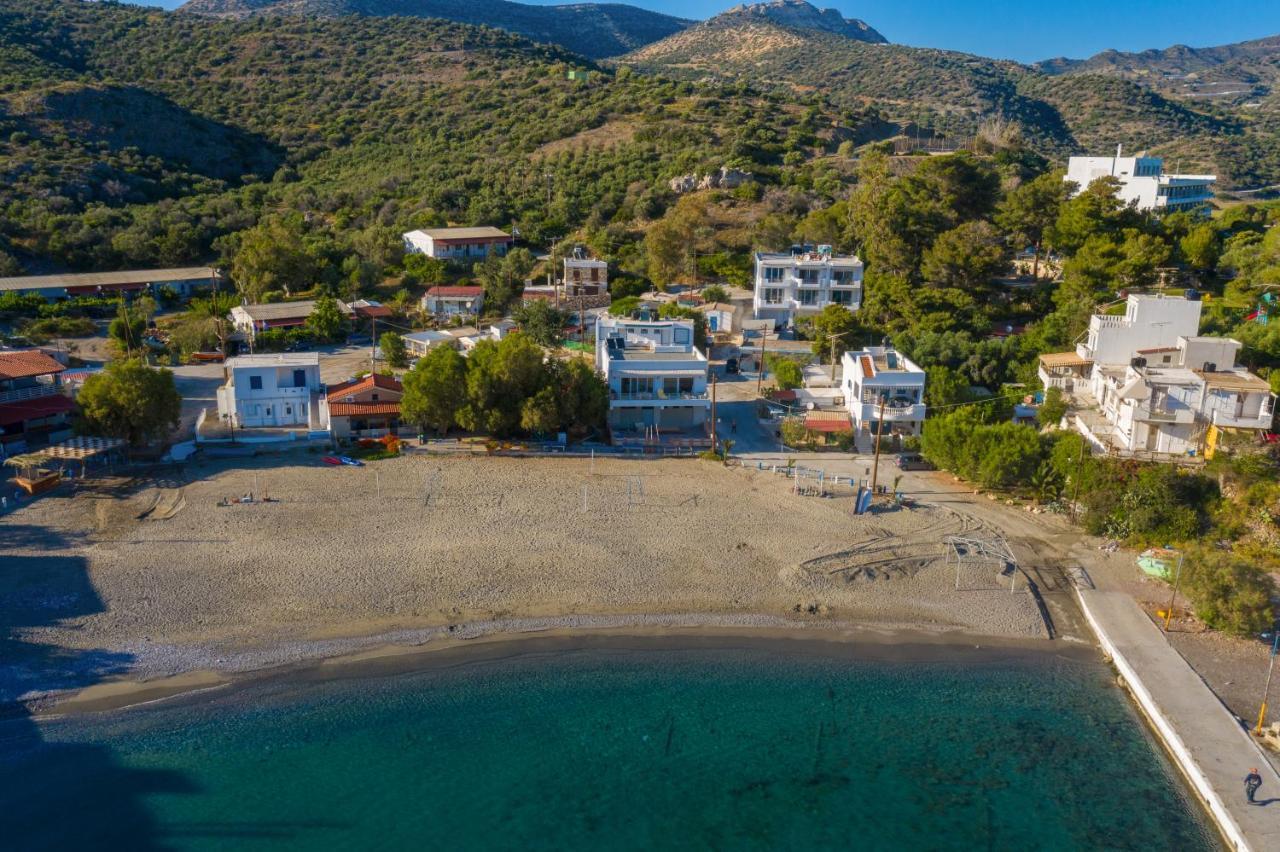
left=408, top=227, right=511, bottom=241
left=756, top=252, right=862, bottom=265
left=613, top=349, right=704, bottom=362
left=1195, top=370, right=1272, bottom=393
left=225, top=353, right=319, bottom=368
left=0, top=266, right=218, bottom=293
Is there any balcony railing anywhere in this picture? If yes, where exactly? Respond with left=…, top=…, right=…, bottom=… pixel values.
left=857, top=402, right=926, bottom=422
left=1212, top=409, right=1276, bottom=430
left=611, top=390, right=709, bottom=402
left=0, top=384, right=62, bottom=404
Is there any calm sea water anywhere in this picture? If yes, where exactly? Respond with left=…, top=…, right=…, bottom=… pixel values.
left=1, top=643, right=1216, bottom=851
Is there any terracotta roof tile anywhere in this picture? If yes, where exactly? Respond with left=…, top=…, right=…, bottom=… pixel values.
left=328, top=401, right=401, bottom=417
left=326, top=373, right=403, bottom=402
left=0, top=351, right=65, bottom=381
left=426, top=286, right=484, bottom=297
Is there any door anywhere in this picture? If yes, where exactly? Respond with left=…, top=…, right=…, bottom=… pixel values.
left=293, top=369, right=307, bottom=389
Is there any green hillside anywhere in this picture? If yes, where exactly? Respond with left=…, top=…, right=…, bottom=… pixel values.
left=622, top=13, right=1275, bottom=187
left=177, top=0, right=694, bottom=60
left=0, top=0, right=861, bottom=272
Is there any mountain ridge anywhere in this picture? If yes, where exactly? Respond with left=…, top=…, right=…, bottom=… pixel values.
left=176, top=0, right=694, bottom=59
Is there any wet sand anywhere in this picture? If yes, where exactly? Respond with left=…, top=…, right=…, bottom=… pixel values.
left=46, top=620, right=1090, bottom=717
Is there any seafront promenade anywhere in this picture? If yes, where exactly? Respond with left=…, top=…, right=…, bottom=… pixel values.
left=1077, top=589, right=1280, bottom=852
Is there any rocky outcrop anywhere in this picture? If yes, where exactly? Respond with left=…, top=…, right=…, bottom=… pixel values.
left=669, top=167, right=754, bottom=193
left=720, top=1, right=887, bottom=44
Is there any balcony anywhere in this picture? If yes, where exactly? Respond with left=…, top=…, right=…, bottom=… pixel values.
left=1135, top=406, right=1195, bottom=425
left=1212, top=408, right=1276, bottom=430
left=855, top=401, right=926, bottom=423
left=610, top=390, right=710, bottom=406
left=0, top=383, right=62, bottom=404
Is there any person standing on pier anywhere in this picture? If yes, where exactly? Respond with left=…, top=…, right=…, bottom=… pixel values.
left=1244, top=768, right=1263, bottom=804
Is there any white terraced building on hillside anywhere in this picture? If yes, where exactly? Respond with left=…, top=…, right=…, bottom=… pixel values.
left=1039, top=293, right=1274, bottom=457
left=595, top=316, right=709, bottom=440
left=753, top=246, right=862, bottom=328
left=841, top=346, right=927, bottom=447
left=1065, top=148, right=1215, bottom=213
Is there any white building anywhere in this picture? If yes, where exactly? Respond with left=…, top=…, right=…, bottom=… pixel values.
left=1076, top=293, right=1202, bottom=366
left=694, top=302, right=736, bottom=334
left=1065, top=148, right=1215, bottom=213
left=1039, top=294, right=1275, bottom=457
left=402, top=329, right=455, bottom=358
left=753, top=247, right=863, bottom=327
left=402, top=227, right=512, bottom=261
left=595, top=316, right=709, bottom=438
left=420, top=286, right=484, bottom=318
left=215, top=353, right=324, bottom=429
left=229, top=299, right=352, bottom=345
left=841, top=346, right=927, bottom=444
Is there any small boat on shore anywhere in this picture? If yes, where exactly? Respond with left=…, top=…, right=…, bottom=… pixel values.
left=1137, top=547, right=1179, bottom=580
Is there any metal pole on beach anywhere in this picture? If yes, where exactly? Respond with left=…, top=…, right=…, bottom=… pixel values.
left=1163, top=551, right=1185, bottom=632
left=869, top=395, right=887, bottom=499
left=1256, top=630, right=1280, bottom=735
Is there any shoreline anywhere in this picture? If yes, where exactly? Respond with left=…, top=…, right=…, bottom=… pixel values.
left=33, top=613, right=1087, bottom=717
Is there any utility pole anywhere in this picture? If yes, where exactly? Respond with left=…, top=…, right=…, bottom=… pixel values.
left=756, top=330, right=768, bottom=396
left=710, top=372, right=718, bottom=455
left=370, top=316, right=377, bottom=372
left=869, top=394, right=887, bottom=499
left=1163, top=550, right=1186, bottom=632
left=1256, top=630, right=1280, bottom=735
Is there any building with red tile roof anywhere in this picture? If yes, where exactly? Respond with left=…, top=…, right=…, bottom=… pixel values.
left=323, top=373, right=404, bottom=438
left=0, top=350, right=74, bottom=453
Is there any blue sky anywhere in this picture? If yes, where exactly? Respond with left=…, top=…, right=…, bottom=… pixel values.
left=143, top=0, right=1280, bottom=63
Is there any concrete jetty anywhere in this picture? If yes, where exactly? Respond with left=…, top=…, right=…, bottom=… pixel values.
left=1077, top=588, right=1280, bottom=852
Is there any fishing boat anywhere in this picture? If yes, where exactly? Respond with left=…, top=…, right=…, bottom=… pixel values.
left=1137, top=547, right=1179, bottom=580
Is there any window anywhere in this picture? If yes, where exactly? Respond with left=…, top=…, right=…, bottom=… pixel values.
left=798, top=290, right=818, bottom=306
left=763, top=288, right=783, bottom=305
left=799, top=268, right=820, bottom=284
left=832, top=269, right=858, bottom=285
left=764, top=266, right=785, bottom=282
left=830, top=290, right=853, bottom=305
left=673, top=329, right=690, bottom=345
left=249, top=375, right=263, bottom=391
left=293, top=369, right=307, bottom=388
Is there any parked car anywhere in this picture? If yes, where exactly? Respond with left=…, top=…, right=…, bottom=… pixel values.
left=895, top=453, right=934, bottom=471
left=725, top=357, right=739, bottom=374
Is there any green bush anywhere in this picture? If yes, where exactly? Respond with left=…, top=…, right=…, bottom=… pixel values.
left=1181, top=547, right=1276, bottom=636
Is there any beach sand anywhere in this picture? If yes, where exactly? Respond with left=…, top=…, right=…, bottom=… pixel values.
left=3, top=453, right=1063, bottom=708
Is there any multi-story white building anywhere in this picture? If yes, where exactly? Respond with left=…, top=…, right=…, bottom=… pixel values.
left=1065, top=148, right=1215, bottom=213
left=215, top=353, right=324, bottom=429
left=1039, top=293, right=1274, bottom=457
left=595, top=316, right=709, bottom=439
left=1076, top=293, right=1202, bottom=366
left=841, top=346, right=927, bottom=444
left=753, top=246, right=863, bottom=328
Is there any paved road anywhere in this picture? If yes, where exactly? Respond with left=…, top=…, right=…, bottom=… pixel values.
left=1078, top=589, right=1280, bottom=851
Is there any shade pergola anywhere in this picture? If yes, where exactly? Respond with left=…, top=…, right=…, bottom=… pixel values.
left=4, top=436, right=127, bottom=471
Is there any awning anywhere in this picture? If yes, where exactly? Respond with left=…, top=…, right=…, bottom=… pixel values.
left=804, top=411, right=853, bottom=433
left=1039, top=352, right=1091, bottom=369
left=0, top=394, right=75, bottom=427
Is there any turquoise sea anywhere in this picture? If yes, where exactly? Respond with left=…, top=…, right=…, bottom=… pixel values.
left=1, top=640, right=1216, bottom=851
